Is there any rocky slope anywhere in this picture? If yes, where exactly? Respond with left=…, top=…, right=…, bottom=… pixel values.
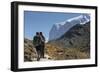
left=49, top=22, right=90, bottom=52
left=24, top=38, right=37, bottom=62
left=24, top=37, right=90, bottom=61
left=48, top=22, right=90, bottom=59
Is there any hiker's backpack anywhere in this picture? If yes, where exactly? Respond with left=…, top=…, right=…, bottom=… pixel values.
left=33, top=36, right=41, bottom=46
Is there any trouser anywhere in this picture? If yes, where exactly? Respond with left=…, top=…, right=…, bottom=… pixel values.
left=35, top=46, right=41, bottom=61
left=41, top=45, right=45, bottom=58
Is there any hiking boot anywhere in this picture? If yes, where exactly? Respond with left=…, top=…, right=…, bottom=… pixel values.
left=37, top=58, right=40, bottom=61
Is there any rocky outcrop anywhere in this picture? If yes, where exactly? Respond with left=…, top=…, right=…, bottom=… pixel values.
left=24, top=38, right=37, bottom=62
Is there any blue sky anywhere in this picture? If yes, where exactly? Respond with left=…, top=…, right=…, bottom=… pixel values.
left=24, top=11, right=85, bottom=40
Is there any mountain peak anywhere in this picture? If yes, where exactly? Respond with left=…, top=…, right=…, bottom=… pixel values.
left=67, top=14, right=90, bottom=24
left=49, top=14, right=90, bottom=41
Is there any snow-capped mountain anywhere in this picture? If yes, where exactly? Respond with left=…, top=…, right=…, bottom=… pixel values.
left=49, top=14, right=90, bottom=41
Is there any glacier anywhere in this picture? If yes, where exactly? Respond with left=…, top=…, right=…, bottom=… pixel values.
left=49, top=14, right=90, bottom=41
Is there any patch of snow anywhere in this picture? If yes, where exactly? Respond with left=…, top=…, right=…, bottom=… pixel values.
left=49, top=14, right=90, bottom=40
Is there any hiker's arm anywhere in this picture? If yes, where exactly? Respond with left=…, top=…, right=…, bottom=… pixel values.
left=43, top=36, right=45, bottom=42
left=33, top=37, right=35, bottom=45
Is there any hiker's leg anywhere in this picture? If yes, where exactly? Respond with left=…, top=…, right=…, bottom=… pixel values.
left=40, top=46, right=43, bottom=58
left=41, top=45, right=44, bottom=58
left=37, top=51, right=41, bottom=61
left=43, top=46, right=44, bottom=58
left=35, top=47, right=38, bottom=57
left=39, top=45, right=42, bottom=58
left=38, top=50, right=41, bottom=60
left=36, top=46, right=40, bottom=61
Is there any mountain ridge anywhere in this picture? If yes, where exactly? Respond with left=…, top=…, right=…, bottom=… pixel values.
left=49, top=21, right=90, bottom=53
left=49, top=14, right=90, bottom=41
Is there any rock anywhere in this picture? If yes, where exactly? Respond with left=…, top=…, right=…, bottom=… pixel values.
left=24, top=38, right=37, bottom=62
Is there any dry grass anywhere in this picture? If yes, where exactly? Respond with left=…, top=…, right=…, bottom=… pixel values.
left=24, top=42, right=90, bottom=61
left=45, top=44, right=90, bottom=60
left=24, top=43, right=37, bottom=62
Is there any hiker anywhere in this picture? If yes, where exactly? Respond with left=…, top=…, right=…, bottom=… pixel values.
left=33, top=32, right=42, bottom=61
left=40, top=32, right=45, bottom=58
